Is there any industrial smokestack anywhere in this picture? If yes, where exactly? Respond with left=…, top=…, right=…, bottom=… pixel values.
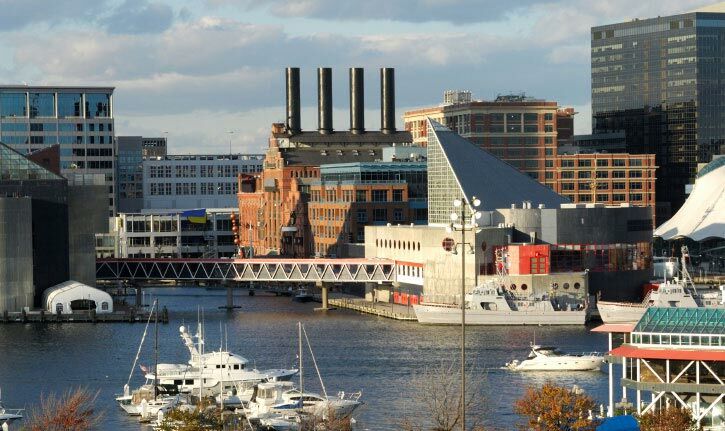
left=317, top=67, right=333, bottom=134
left=285, top=67, right=301, bottom=135
left=349, top=68, right=365, bottom=134
left=380, top=68, right=396, bottom=134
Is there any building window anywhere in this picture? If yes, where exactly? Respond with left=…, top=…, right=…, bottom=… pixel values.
left=544, top=113, right=553, bottom=121
left=561, top=171, right=574, bottom=179
left=596, top=159, right=609, bottom=167
left=392, top=189, right=403, bottom=202
left=101, top=302, right=109, bottom=311
left=613, top=193, right=626, bottom=202
left=372, top=190, right=388, bottom=202
left=612, top=170, right=626, bottom=178
left=356, top=190, right=367, bottom=202
left=595, top=171, right=608, bottom=179
left=577, top=171, right=591, bottom=179
left=373, top=208, right=387, bottom=222
left=393, top=208, right=404, bottom=222
left=577, top=159, right=592, bottom=167
left=544, top=124, right=553, bottom=132
left=561, top=160, right=574, bottom=168
left=356, top=209, right=367, bottom=222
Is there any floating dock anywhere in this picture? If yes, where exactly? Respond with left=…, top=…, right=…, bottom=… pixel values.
left=0, top=308, right=168, bottom=324
left=328, top=297, right=417, bottom=321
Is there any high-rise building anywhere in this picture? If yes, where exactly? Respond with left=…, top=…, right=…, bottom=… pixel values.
left=116, top=136, right=144, bottom=213
left=591, top=8, right=725, bottom=222
left=0, top=86, right=116, bottom=215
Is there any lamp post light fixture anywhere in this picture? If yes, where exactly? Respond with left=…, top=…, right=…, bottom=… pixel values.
left=446, top=196, right=481, bottom=431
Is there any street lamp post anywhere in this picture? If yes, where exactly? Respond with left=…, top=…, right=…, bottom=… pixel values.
left=447, top=196, right=481, bottom=431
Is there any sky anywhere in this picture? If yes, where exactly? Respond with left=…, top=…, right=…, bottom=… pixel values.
left=0, top=0, right=715, bottom=154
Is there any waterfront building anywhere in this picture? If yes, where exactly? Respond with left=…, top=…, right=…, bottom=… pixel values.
left=364, top=120, right=653, bottom=303
left=143, top=153, right=263, bottom=210
left=594, top=308, right=725, bottom=429
left=115, top=208, right=238, bottom=258
left=591, top=8, right=725, bottom=222
left=0, top=142, right=107, bottom=311
left=0, top=86, right=116, bottom=215
left=237, top=67, right=414, bottom=257
left=308, top=161, right=427, bottom=257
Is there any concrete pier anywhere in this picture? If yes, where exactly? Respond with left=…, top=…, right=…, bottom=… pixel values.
left=218, top=286, right=242, bottom=310
left=314, top=282, right=333, bottom=311
left=328, top=296, right=417, bottom=321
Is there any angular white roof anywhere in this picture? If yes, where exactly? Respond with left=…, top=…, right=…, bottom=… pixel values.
left=654, top=157, right=725, bottom=241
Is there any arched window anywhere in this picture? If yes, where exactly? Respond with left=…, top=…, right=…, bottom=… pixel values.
left=521, top=284, right=528, bottom=291
left=56, top=303, right=63, bottom=313
left=101, top=302, right=109, bottom=311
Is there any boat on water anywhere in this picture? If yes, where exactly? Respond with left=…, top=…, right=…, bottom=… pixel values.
left=506, top=344, right=603, bottom=371
left=243, top=323, right=362, bottom=425
left=147, top=325, right=297, bottom=399
left=414, top=282, right=587, bottom=325
left=597, top=246, right=724, bottom=324
left=292, top=289, right=314, bottom=303
left=0, top=389, right=23, bottom=425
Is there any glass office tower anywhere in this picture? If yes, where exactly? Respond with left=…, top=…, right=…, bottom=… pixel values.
left=591, top=11, right=725, bottom=222
left=0, top=86, right=116, bottom=215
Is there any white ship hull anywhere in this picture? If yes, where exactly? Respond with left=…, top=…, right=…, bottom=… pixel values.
left=413, top=304, right=586, bottom=325
left=596, top=302, right=646, bottom=324
left=509, top=357, right=603, bottom=371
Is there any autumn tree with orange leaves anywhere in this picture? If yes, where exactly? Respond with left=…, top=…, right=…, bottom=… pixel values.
left=637, top=406, right=702, bottom=431
left=514, top=382, right=600, bottom=431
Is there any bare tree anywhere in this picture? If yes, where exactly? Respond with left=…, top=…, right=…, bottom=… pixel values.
left=399, top=359, right=487, bottom=431
left=21, top=388, right=102, bottom=431
left=637, top=406, right=702, bottom=431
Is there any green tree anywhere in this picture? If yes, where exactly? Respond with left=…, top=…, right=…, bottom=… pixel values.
left=514, top=382, right=599, bottom=431
left=637, top=406, right=702, bottom=431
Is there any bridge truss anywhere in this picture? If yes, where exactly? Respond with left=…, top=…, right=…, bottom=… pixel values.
left=96, top=258, right=396, bottom=283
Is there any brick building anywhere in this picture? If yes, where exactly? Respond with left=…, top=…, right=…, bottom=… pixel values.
left=237, top=67, right=414, bottom=257
left=308, top=162, right=427, bottom=257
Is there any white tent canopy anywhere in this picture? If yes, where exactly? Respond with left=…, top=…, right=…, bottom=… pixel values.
left=654, top=157, right=725, bottom=241
left=43, top=280, right=113, bottom=314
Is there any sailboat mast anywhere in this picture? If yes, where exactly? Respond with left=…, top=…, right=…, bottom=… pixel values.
left=298, top=322, right=303, bottom=395
left=154, top=300, right=159, bottom=401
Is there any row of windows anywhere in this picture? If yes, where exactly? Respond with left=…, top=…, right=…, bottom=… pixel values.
left=376, top=238, right=421, bottom=251
left=559, top=170, right=646, bottom=179
left=148, top=164, right=258, bottom=178
left=310, top=189, right=405, bottom=203
left=0, top=92, right=111, bottom=118
left=561, top=193, right=647, bottom=202
left=0, top=122, right=113, bottom=132
left=148, top=182, right=238, bottom=196
left=560, top=158, right=645, bottom=167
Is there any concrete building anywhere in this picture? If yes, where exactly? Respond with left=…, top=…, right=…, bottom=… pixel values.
left=364, top=120, right=653, bottom=303
left=0, top=142, right=107, bottom=312
left=595, top=308, right=725, bottom=429
left=308, top=161, right=427, bottom=258
left=591, top=8, right=725, bottom=222
left=0, top=86, right=116, bottom=216
left=143, top=153, right=263, bottom=210
left=116, top=208, right=237, bottom=258
left=237, top=67, right=414, bottom=257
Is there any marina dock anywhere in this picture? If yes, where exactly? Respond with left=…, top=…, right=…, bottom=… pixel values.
left=0, top=308, right=167, bottom=324
left=328, top=296, right=417, bottom=321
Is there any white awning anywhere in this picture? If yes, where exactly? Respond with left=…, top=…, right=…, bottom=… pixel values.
left=654, top=157, right=725, bottom=241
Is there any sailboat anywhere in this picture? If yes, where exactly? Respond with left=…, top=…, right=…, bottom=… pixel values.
left=116, top=300, right=180, bottom=417
left=244, top=323, right=362, bottom=428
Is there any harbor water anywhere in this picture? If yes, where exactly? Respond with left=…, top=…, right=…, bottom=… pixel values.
left=0, top=287, right=613, bottom=430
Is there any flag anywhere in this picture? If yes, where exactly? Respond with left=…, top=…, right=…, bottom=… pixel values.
left=182, top=208, right=207, bottom=224
left=140, top=364, right=149, bottom=373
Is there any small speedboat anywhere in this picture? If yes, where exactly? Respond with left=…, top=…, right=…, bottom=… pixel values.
left=293, top=289, right=314, bottom=303
left=259, top=413, right=301, bottom=431
left=0, top=389, right=23, bottom=424
left=506, top=344, right=603, bottom=371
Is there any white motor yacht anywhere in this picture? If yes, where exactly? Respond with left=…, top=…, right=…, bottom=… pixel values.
left=0, top=389, right=23, bottom=425
left=258, top=413, right=301, bottom=431
left=146, top=325, right=297, bottom=398
left=506, top=344, right=603, bottom=371
left=281, top=388, right=362, bottom=420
